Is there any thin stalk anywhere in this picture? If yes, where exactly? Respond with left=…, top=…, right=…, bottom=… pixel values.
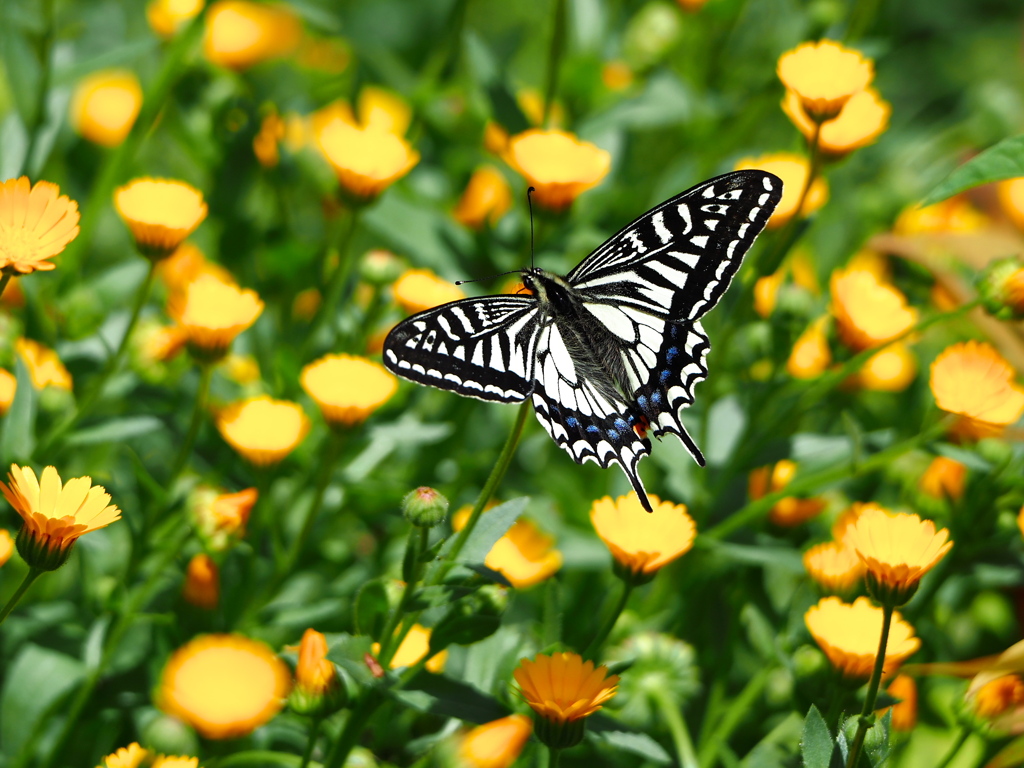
left=652, top=688, right=699, bottom=768
left=17, top=0, right=55, bottom=177
left=304, top=210, right=360, bottom=358
left=845, top=604, right=894, bottom=768
left=932, top=725, right=970, bottom=768
left=583, top=581, right=633, bottom=659
left=377, top=525, right=430, bottom=667
left=0, top=567, right=44, bottom=625
left=299, top=718, right=323, bottom=768
left=324, top=689, right=384, bottom=768
left=548, top=748, right=562, bottom=768
left=168, top=362, right=214, bottom=483
left=542, top=0, right=568, bottom=127
left=696, top=668, right=771, bottom=768
left=282, top=431, right=344, bottom=574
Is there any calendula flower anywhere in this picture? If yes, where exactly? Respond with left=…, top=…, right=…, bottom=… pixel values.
left=253, top=111, right=285, bottom=168
left=971, top=675, right=1024, bottom=726
left=114, top=178, right=208, bottom=260
left=147, top=0, right=204, bottom=38
left=182, top=553, right=219, bottom=610
left=978, top=257, right=1024, bottom=320
left=15, top=338, right=72, bottom=391
left=504, top=129, right=611, bottom=212
left=879, top=674, right=917, bottom=731
left=782, top=88, right=890, bottom=157
left=919, top=456, right=967, bottom=500
left=514, top=652, right=619, bottom=749
left=749, top=459, right=826, bottom=526
left=894, top=197, right=988, bottom=235
left=173, top=274, right=264, bottom=359
left=754, top=271, right=784, bottom=318
left=0, top=529, right=14, bottom=567
left=787, top=317, right=832, bottom=379
left=191, top=486, right=257, bottom=552
left=601, top=60, right=634, bottom=91
left=152, top=758, right=199, bottom=768
left=157, top=242, right=233, bottom=302
left=453, top=507, right=562, bottom=588
left=156, top=634, right=291, bottom=739
left=203, top=0, right=301, bottom=69
left=222, top=354, right=260, bottom=386
left=734, top=154, right=828, bottom=228
left=290, top=628, right=346, bottom=716
left=97, top=743, right=149, bottom=768
left=805, top=596, right=920, bottom=680
left=372, top=623, right=448, bottom=673
left=999, top=178, right=1024, bottom=231
left=483, top=122, right=510, bottom=155
left=589, top=492, right=696, bottom=583
left=217, top=396, right=309, bottom=466
left=845, top=506, right=952, bottom=606
left=137, top=323, right=188, bottom=366
left=300, top=354, right=397, bottom=428
left=454, top=166, right=513, bottom=229
left=0, top=369, right=16, bottom=415
left=393, top=268, right=465, bottom=314
left=316, top=118, right=419, bottom=203
left=857, top=343, right=917, bottom=392
left=830, top=267, right=918, bottom=351
left=1, top=465, right=121, bottom=571
left=358, top=86, right=412, bottom=137
left=0, top=177, right=80, bottom=274
left=803, top=541, right=865, bottom=594
left=70, top=70, right=143, bottom=148
left=930, top=341, right=1024, bottom=435
left=777, top=40, right=873, bottom=122
left=459, top=714, right=533, bottom=768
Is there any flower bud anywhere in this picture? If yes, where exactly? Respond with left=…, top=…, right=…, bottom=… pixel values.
left=402, top=487, right=449, bottom=528
left=979, top=257, right=1024, bottom=320
left=289, top=629, right=348, bottom=717
left=359, top=249, right=404, bottom=286
left=140, top=713, right=201, bottom=758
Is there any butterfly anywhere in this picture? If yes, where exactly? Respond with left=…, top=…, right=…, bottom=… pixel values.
left=383, top=170, right=783, bottom=511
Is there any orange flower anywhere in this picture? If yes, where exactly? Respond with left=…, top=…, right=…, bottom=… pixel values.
left=0, top=177, right=80, bottom=273
left=504, top=129, right=611, bottom=212
left=454, top=166, right=513, bottom=229
left=998, top=178, right=1024, bottom=232
left=919, top=456, right=967, bottom=500
left=293, top=629, right=336, bottom=696
left=253, top=111, right=285, bottom=168
left=0, top=369, right=16, bottom=415
left=734, top=154, right=827, bottom=228
left=777, top=40, right=873, bottom=121
left=782, top=88, right=890, bottom=157
left=15, top=338, right=72, bottom=391
left=173, top=274, right=264, bottom=357
left=147, top=0, right=204, bottom=38
left=514, top=652, right=619, bottom=723
left=114, top=178, right=207, bottom=260
left=0, top=529, right=13, bottom=567
left=203, top=1, right=301, bottom=70
left=857, top=343, right=917, bottom=392
left=930, top=341, right=1024, bottom=433
left=589, top=492, right=696, bottom=580
left=787, top=317, right=832, bottom=379
left=749, top=459, right=826, bottom=526
left=182, top=553, right=219, bottom=609
left=191, top=486, right=258, bottom=552
left=879, top=674, right=917, bottom=731
left=894, top=198, right=987, bottom=235
left=392, top=268, right=465, bottom=315
left=316, top=116, right=419, bottom=202
left=805, top=596, right=919, bottom=679
left=459, top=714, right=533, bottom=768
left=803, top=541, right=865, bottom=594
left=972, top=675, right=1024, bottom=722
left=217, top=396, right=310, bottom=466
left=300, top=354, right=398, bottom=428
left=372, top=624, right=448, bottom=673
left=830, top=267, right=918, bottom=351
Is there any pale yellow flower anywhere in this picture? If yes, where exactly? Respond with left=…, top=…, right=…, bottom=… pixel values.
left=114, top=178, right=207, bottom=259
left=70, top=70, right=142, bottom=147
left=392, top=268, right=465, bottom=315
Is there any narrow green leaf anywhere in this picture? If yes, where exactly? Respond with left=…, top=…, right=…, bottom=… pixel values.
left=394, top=671, right=510, bottom=723
left=1, top=645, right=85, bottom=759
left=921, top=134, right=1024, bottom=206
left=801, top=705, right=835, bottom=768
left=429, top=614, right=501, bottom=654
left=588, top=728, right=672, bottom=764
left=445, top=497, right=528, bottom=565
left=66, top=416, right=163, bottom=446
left=324, top=633, right=375, bottom=686
left=1, top=356, right=37, bottom=464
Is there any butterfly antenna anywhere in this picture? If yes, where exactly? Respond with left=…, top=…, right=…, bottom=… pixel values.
left=454, top=270, right=521, bottom=286
left=527, top=186, right=536, bottom=270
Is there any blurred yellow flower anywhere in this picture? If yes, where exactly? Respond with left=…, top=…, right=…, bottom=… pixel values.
left=358, top=86, right=412, bottom=137
left=880, top=674, right=917, bottom=731
left=930, top=341, right=1024, bottom=432
left=147, top=0, right=204, bottom=38
left=156, top=634, right=290, bottom=739
left=782, top=88, right=890, bottom=156
left=203, top=1, right=301, bottom=70
left=514, top=652, right=619, bottom=723
left=156, top=242, right=233, bottom=302
left=316, top=118, right=419, bottom=202
left=217, top=396, right=309, bottom=466
left=459, top=714, right=533, bottom=768
left=191, top=486, right=257, bottom=552
left=0, top=177, right=80, bottom=274
left=97, top=743, right=149, bottom=768
left=15, top=338, right=72, bottom=391
left=734, top=154, right=827, bottom=228
left=173, top=274, right=263, bottom=357
left=70, top=70, right=142, bottom=148
left=504, top=129, right=611, bottom=212
left=152, top=758, right=199, bottom=768
left=139, top=324, right=188, bottom=364
left=753, top=271, right=783, bottom=318
left=453, top=506, right=562, bottom=589
left=998, top=178, right=1024, bottom=231
left=787, top=317, right=832, bottom=379
left=749, top=459, right=826, bottom=526
left=300, top=353, right=397, bottom=428
left=0, top=369, right=16, bottom=415
left=373, top=623, right=447, bottom=672
left=292, top=287, right=321, bottom=321
left=222, top=354, right=261, bottom=386
left=253, top=111, right=285, bottom=168
left=805, top=596, right=919, bottom=679
left=919, top=455, right=967, bottom=500
left=0, top=529, right=13, bottom=567
left=114, top=178, right=207, bottom=260
left=483, top=122, right=510, bottom=155
left=803, top=541, right=864, bottom=594
left=601, top=60, right=634, bottom=91
left=777, top=40, right=873, bottom=121
left=894, top=197, right=987, bottom=235
left=589, top=492, right=696, bottom=579
left=182, top=553, right=219, bottom=610
left=393, top=268, right=465, bottom=314
left=454, top=166, right=513, bottom=229
left=857, top=343, right=917, bottom=392
left=830, top=267, right=917, bottom=351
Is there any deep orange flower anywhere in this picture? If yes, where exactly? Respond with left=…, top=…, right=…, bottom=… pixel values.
left=393, top=268, right=465, bottom=315
left=182, top=553, right=219, bottom=609
left=216, top=396, right=310, bottom=466
left=805, top=596, right=919, bottom=679
left=879, top=674, right=917, bottom=731
left=514, top=652, right=619, bottom=723
left=734, top=154, right=827, bottom=228
left=589, top=492, right=696, bottom=578
left=459, top=714, right=533, bottom=768
left=191, top=486, right=258, bottom=552
left=454, top=166, right=513, bottom=229
left=919, top=456, right=967, bottom=500
left=777, top=40, right=873, bottom=121
left=0, top=177, right=80, bottom=273
left=70, top=70, right=142, bottom=147
left=504, top=129, right=611, bottom=212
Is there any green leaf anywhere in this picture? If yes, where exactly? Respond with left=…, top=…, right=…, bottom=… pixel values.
left=353, top=580, right=393, bottom=641
left=740, top=604, right=777, bottom=663
left=588, top=715, right=672, bottom=764
left=1, top=356, right=37, bottom=464
left=443, top=497, right=528, bottom=565
left=986, top=734, right=1024, bottom=768
left=801, top=705, right=836, bottom=768
left=66, top=416, right=163, bottom=446
left=0, top=25, right=42, bottom=129
left=325, top=633, right=376, bottom=687
left=921, top=134, right=1024, bottom=206
left=1, top=644, right=85, bottom=759
left=429, top=613, right=501, bottom=654
left=393, top=671, right=510, bottom=723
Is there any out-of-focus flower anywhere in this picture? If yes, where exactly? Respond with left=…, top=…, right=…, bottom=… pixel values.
left=191, top=486, right=257, bottom=552
left=749, top=459, right=826, bottom=526
left=971, top=674, right=1024, bottom=726
left=182, top=553, right=219, bottom=609
left=393, top=268, right=465, bottom=315
left=998, top=178, right=1024, bottom=232
left=156, top=634, right=291, bottom=739
left=504, top=129, right=611, bottom=212
left=0, top=369, right=16, bottom=415
left=216, top=396, right=310, bottom=466
left=483, top=122, right=509, bottom=156
left=289, top=628, right=346, bottom=716
left=172, top=274, right=263, bottom=359
left=777, top=40, right=873, bottom=122
left=294, top=37, right=350, bottom=74
left=253, top=111, right=285, bottom=168
left=589, top=492, right=696, bottom=582
left=138, top=323, right=188, bottom=366
left=978, top=257, right=1024, bottom=321
left=894, top=198, right=987, bottom=235
left=147, top=0, right=204, bottom=38
left=358, top=86, right=412, bottom=137
left=222, top=354, right=260, bottom=386
left=0, top=177, right=80, bottom=274
left=203, top=1, right=301, bottom=70
left=754, top=271, right=784, bottom=318
left=601, top=60, right=634, bottom=90
left=734, top=154, right=827, bottom=228
left=157, top=242, right=233, bottom=302
left=454, top=166, right=513, bottom=229
left=1, top=464, right=121, bottom=571
left=857, top=343, right=917, bottom=392
left=301, top=354, right=397, bottom=428
left=604, top=632, right=701, bottom=729
left=292, top=288, right=321, bottom=321
left=114, top=178, right=207, bottom=260
left=151, top=757, right=199, bottom=768
left=459, top=714, right=532, bottom=768
left=516, top=88, right=564, bottom=127
left=830, top=267, right=917, bottom=351
left=360, top=249, right=403, bottom=286
left=919, top=456, right=967, bottom=500
left=930, top=341, right=1024, bottom=436
left=805, top=596, right=919, bottom=680
left=316, top=116, right=419, bottom=203
left=0, top=529, right=14, bottom=567
left=787, top=317, right=832, bottom=379
left=373, top=624, right=447, bottom=673
left=782, top=88, right=890, bottom=157
left=803, top=541, right=865, bottom=594
left=847, top=249, right=889, bottom=280
left=70, top=70, right=142, bottom=148
left=879, top=674, right=917, bottom=731
left=453, top=506, right=562, bottom=588
left=15, top=338, right=72, bottom=391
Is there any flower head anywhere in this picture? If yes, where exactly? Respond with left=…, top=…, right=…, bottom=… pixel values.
left=754, top=271, right=784, bottom=318
left=454, top=166, right=513, bottom=229
left=157, top=242, right=233, bottom=302
left=782, top=88, right=890, bottom=157
left=803, top=541, right=865, bottom=594
left=777, top=40, right=873, bottom=121
left=999, top=178, right=1024, bottom=232
left=114, top=178, right=207, bottom=260
left=253, top=111, right=285, bottom=168
left=805, top=596, right=920, bottom=680
left=70, top=70, right=142, bottom=147
left=0, top=369, right=15, bottom=415
left=316, top=118, right=419, bottom=203
left=748, top=459, right=826, bottom=526
left=787, top=317, right=832, bottom=379
left=856, top=343, right=918, bottom=392
left=831, top=267, right=918, bottom=351
left=191, top=486, right=257, bottom=552
left=97, top=743, right=149, bottom=768
left=373, top=623, right=448, bottom=673
left=203, top=1, right=301, bottom=69
left=879, top=674, right=917, bottom=731
left=290, top=628, right=346, bottom=716
left=0, top=465, right=121, bottom=570
left=734, top=154, right=827, bottom=228
left=216, top=396, right=310, bottom=466
left=147, top=0, right=203, bottom=38
left=173, top=274, right=263, bottom=359
left=919, top=456, right=967, bottom=501
left=603, top=632, right=700, bottom=729
left=0, top=529, right=13, bottom=567
left=300, top=354, right=397, bottom=428
left=504, top=129, right=611, bottom=212
left=895, top=197, right=987, bottom=235
left=972, top=675, right=1024, bottom=725
left=0, top=177, right=80, bottom=274
left=978, top=257, right=1024, bottom=320
left=393, top=268, right=465, bottom=315
left=930, top=341, right=1024, bottom=433
left=358, top=86, right=412, bottom=137
left=589, top=492, right=696, bottom=582
left=453, top=507, right=562, bottom=588
left=182, top=553, right=219, bottom=610
left=156, top=634, right=291, bottom=739
left=459, top=714, right=532, bottom=768
left=15, top=338, right=72, bottom=391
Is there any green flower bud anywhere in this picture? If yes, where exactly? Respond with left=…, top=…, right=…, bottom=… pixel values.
left=402, top=487, right=449, bottom=528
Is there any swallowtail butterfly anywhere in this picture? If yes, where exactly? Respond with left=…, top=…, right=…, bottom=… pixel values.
left=383, top=170, right=783, bottom=511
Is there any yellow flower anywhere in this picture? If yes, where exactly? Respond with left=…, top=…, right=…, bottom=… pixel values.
left=147, top=0, right=204, bottom=38
left=782, top=88, right=890, bottom=157
left=734, top=154, right=828, bottom=228
left=15, top=338, right=72, bottom=391
left=459, top=714, right=533, bottom=768
left=749, top=459, right=826, bottom=526
left=845, top=506, right=952, bottom=605
left=856, top=343, right=917, bottom=392
left=300, top=353, right=397, bottom=428
left=483, top=122, right=510, bottom=155
left=0, top=465, right=121, bottom=571
left=930, top=341, right=1024, bottom=432
left=787, top=317, right=832, bottom=380
left=0, top=529, right=13, bottom=567
left=754, top=271, right=784, bottom=318
left=173, top=274, right=264, bottom=357
left=805, top=596, right=920, bottom=680
left=0, top=177, right=80, bottom=274
left=358, top=86, right=412, bottom=137
left=222, top=354, right=261, bottom=386
left=894, top=197, right=988, bottom=235
left=453, top=507, right=562, bottom=588
left=830, top=267, right=918, bottom=351
left=182, top=553, right=219, bottom=610
left=316, top=118, right=419, bottom=202
left=454, top=166, right=513, bottom=229
left=393, top=268, right=465, bottom=315
left=601, top=60, right=634, bottom=91
left=138, top=324, right=188, bottom=364
left=879, top=674, right=917, bottom=732
left=504, top=129, right=611, bottom=212
left=0, top=368, right=16, bottom=415
left=803, top=541, right=865, bottom=594
left=97, top=743, right=149, bottom=768
left=999, top=178, right=1024, bottom=232
left=919, top=456, right=967, bottom=501
left=156, top=242, right=234, bottom=301
left=191, top=486, right=258, bottom=552
left=70, top=70, right=143, bottom=148
left=253, top=111, right=285, bottom=168
left=156, top=634, right=291, bottom=739
left=114, top=178, right=208, bottom=260
left=372, top=624, right=448, bottom=673
left=777, top=40, right=873, bottom=122
left=216, top=396, right=310, bottom=466
left=203, top=1, right=301, bottom=70
left=589, top=492, right=696, bottom=580
left=152, top=758, right=200, bottom=768
left=514, top=652, right=619, bottom=723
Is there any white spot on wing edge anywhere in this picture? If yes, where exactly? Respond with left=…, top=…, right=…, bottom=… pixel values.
left=652, top=211, right=672, bottom=244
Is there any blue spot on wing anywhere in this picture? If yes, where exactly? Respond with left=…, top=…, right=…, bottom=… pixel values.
left=666, top=347, right=679, bottom=363
left=566, top=417, right=579, bottom=428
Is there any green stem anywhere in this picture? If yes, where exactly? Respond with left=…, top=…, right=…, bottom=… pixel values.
left=845, top=603, right=894, bottom=768
left=168, top=362, right=214, bottom=483
left=583, top=581, right=633, bottom=660
left=652, top=688, right=699, bottom=768
left=17, top=0, right=55, bottom=177
left=304, top=210, right=360, bottom=358
left=548, top=747, right=562, bottom=768
left=282, top=432, right=344, bottom=575
left=299, top=718, right=323, bottom=768
left=325, top=689, right=384, bottom=768
left=932, top=725, right=970, bottom=768
left=542, top=0, right=568, bottom=127
left=0, top=566, right=44, bottom=626
left=696, top=667, right=772, bottom=768
left=377, top=525, right=430, bottom=667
